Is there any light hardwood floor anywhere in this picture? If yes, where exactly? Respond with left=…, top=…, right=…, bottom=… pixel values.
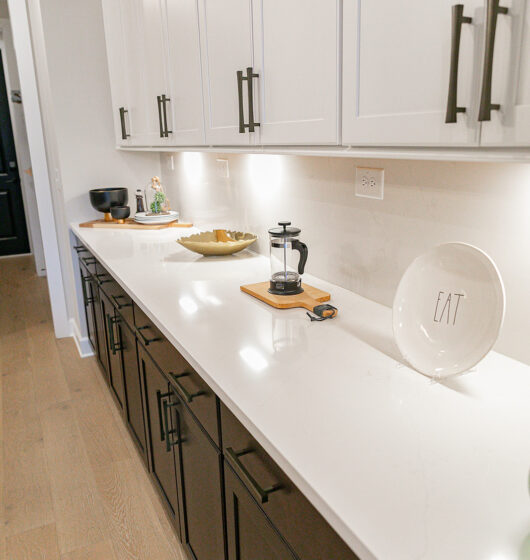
left=0, top=255, right=186, bottom=560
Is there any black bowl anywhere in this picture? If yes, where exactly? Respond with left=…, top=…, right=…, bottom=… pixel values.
left=89, top=187, right=128, bottom=214
left=110, top=205, right=130, bottom=221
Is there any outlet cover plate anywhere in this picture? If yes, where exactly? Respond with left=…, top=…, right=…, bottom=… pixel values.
left=355, top=167, right=384, bottom=200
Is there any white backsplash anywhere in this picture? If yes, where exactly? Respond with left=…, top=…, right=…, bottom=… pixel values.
left=161, top=152, right=530, bottom=365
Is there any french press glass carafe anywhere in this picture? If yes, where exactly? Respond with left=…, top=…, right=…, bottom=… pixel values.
left=268, top=221, right=308, bottom=295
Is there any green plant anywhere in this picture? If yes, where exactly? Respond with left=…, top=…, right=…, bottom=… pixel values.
left=150, top=191, right=166, bottom=213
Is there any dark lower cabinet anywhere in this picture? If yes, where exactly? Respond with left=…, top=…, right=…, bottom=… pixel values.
left=79, top=262, right=97, bottom=351
left=176, top=397, right=225, bottom=560
left=225, top=464, right=295, bottom=560
left=139, top=344, right=182, bottom=537
left=117, top=319, right=147, bottom=462
left=93, top=284, right=110, bottom=383
left=101, top=291, right=125, bottom=409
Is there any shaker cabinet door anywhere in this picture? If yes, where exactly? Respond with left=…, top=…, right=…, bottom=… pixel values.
left=198, top=0, right=255, bottom=145
left=101, top=292, right=126, bottom=410
left=101, top=0, right=131, bottom=146
left=253, top=0, right=340, bottom=145
left=93, top=286, right=110, bottom=383
left=139, top=345, right=182, bottom=532
left=177, top=402, right=224, bottom=560
left=165, top=0, right=205, bottom=145
left=135, top=0, right=172, bottom=146
left=119, top=320, right=147, bottom=462
left=479, top=0, right=530, bottom=146
left=225, top=464, right=296, bottom=560
left=342, top=0, right=482, bottom=146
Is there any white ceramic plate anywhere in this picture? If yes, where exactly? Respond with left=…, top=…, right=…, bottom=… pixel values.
left=134, top=211, right=179, bottom=225
left=135, top=210, right=178, bottom=221
left=392, top=243, right=505, bottom=378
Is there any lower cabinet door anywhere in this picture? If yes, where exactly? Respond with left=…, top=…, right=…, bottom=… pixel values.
left=118, top=319, right=147, bottom=462
left=177, top=402, right=225, bottom=560
left=224, top=463, right=296, bottom=560
left=101, top=291, right=125, bottom=409
left=93, top=284, right=110, bottom=382
left=139, top=344, right=182, bottom=535
left=79, top=264, right=96, bottom=351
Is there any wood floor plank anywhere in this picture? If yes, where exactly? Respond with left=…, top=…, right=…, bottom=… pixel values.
left=1, top=256, right=185, bottom=560
left=93, top=459, right=184, bottom=560
left=2, top=405, right=55, bottom=537
left=5, top=523, right=60, bottom=560
left=27, top=327, right=71, bottom=414
left=60, top=540, right=116, bottom=560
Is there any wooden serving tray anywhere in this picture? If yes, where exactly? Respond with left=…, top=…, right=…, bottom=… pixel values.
left=79, top=218, right=193, bottom=230
left=241, top=281, right=337, bottom=317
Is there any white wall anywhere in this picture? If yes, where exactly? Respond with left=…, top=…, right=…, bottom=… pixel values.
left=27, top=0, right=160, bottom=339
left=161, top=152, right=530, bottom=366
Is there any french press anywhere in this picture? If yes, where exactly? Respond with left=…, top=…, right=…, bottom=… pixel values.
left=268, top=221, right=308, bottom=295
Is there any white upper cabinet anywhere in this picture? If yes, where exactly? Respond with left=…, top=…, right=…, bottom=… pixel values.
left=479, top=0, right=530, bottom=145
left=102, top=0, right=204, bottom=147
left=135, top=0, right=171, bottom=146
left=252, top=0, right=340, bottom=145
left=102, top=0, right=147, bottom=146
left=342, top=0, right=483, bottom=146
left=165, top=0, right=205, bottom=145
left=198, top=0, right=255, bottom=145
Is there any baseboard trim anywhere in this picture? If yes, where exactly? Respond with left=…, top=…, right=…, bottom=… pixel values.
left=70, top=318, right=94, bottom=358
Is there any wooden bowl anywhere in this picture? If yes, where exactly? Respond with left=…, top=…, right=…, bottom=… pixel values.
left=177, top=230, right=257, bottom=256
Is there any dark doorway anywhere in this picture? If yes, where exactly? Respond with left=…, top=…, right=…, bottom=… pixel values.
left=0, top=49, right=30, bottom=256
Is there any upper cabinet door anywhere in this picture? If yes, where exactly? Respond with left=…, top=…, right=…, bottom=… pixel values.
left=342, top=0, right=482, bottom=146
left=198, top=0, right=255, bottom=145
left=113, top=0, right=153, bottom=146
left=136, top=0, right=172, bottom=146
left=479, top=0, right=530, bottom=145
left=252, top=0, right=340, bottom=145
left=101, top=0, right=131, bottom=146
left=165, top=0, right=205, bottom=145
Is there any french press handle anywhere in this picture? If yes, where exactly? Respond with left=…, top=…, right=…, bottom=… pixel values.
left=291, top=240, right=308, bottom=275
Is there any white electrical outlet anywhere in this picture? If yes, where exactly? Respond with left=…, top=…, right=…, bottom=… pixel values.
left=355, top=167, right=384, bottom=200
left=216, top=158, right=229, bottom=178
left=167, top=155, right=175, bottom=171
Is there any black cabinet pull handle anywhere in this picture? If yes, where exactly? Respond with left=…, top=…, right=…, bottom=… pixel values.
left=157, top=95, right=164, bottom=138
left=478, top=0, right=508, bottom=121
left=161, top=95, right=172, bottom=137
left=119, top=107, right=130, bottom=140
left=237, top=68, right=260, bottom=134
left=163, top=398, right=181, bottom=452
left=111, top=294, right=132, bottom=310
left=225, top=447, right=282, bottom=504
left=169, top=372, right=206, bottom=403
left=136, top=325, right=161, bottom=347
left=80, top=274, right=94, bottom=305
left=237, top=70, right=246, bottom=133
left=82, top=257, right=96, bottom=266
left=74, top=245, right=88, bottom=254
left=95, top=273, right=112, bottom=285
left=156, top=390, right=172, bottom=441
left=246, top=67, right=260, bottom=133
left=445, top=4, right=472, bottom=123
left=106, top=314, right=121, bottom=355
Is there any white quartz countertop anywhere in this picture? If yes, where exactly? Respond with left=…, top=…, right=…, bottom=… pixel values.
left=71, top=224, right=530, bottom=560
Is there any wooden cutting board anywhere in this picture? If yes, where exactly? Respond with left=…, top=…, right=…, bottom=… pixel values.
left=79, top=218, right=193, bottom=230
left=240, top=281, right=338, bottom=318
